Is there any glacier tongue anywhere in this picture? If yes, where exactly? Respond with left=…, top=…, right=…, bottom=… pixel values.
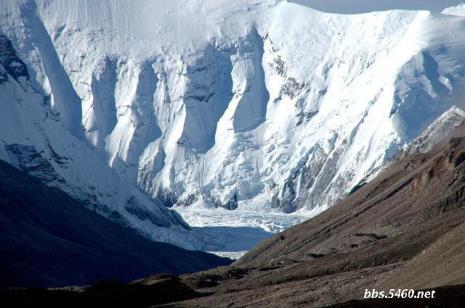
left=2, top=0, right=465, bottom=246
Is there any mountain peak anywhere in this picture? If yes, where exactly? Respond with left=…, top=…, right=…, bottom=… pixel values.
left=2, top=0, right=465, bottom=247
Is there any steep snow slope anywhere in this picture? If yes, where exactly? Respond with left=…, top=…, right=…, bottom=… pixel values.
left=0, top=33, right=211, bottom=249
left=2, top=0, right=465, bottom=238
left=0, top=37, right=269, bottom=254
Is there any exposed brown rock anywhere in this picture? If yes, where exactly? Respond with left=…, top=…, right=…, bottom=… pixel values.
left=165, top=129, right=465, bottom=307
left=7, top=126, right=465, bottom=307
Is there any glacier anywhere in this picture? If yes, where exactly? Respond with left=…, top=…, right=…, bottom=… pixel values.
left=2, top=0, right=465, bottom=252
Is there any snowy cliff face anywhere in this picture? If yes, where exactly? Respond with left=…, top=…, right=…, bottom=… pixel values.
left=1, top=0, right=465, bottom=236
left=0, top=30, right=205, bottom=249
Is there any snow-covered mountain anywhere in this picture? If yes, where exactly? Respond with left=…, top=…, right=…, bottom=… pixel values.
left=292, top=0, right=465, bottom=14
left=403, top=106, right=465, bottom=157
left=2, top=0, right=465, bottom=246
left=0, top=31, right=209, bottom=249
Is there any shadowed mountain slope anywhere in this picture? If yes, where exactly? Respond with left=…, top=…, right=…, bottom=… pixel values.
left=0, top=160, right=231, bottom=288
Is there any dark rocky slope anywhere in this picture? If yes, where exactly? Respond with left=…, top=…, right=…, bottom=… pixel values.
left=0, top=160, right=230, bottom=288
left=1, top=274, right=204, bottom=308
left=164, top=129, right=465, bottom=307
left=6, top=128, right=465, bottom=306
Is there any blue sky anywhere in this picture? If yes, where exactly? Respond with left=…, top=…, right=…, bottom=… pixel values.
left=290, top=0, right=465, bottom=14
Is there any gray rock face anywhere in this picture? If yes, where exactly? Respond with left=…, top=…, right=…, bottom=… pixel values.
left=5, top=144, right=62, bottom=183
left=0, top=35, right=28, bottom=81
